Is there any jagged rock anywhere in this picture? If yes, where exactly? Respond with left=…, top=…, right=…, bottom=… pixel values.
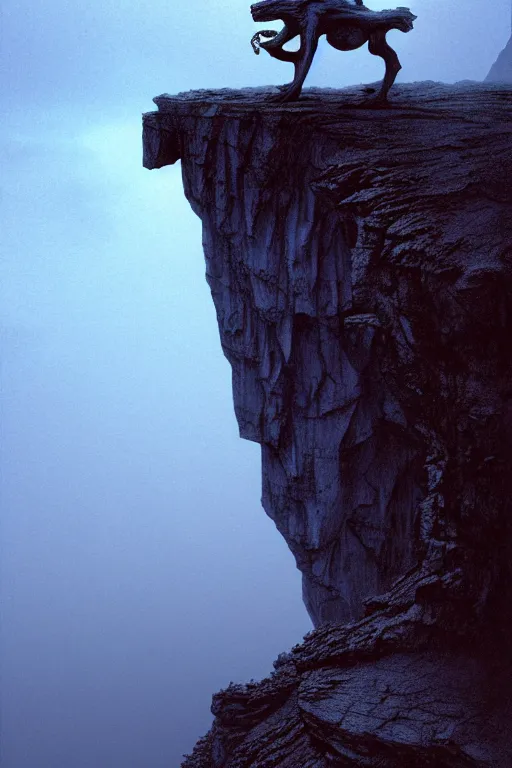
left=142, top=82, right=512, bottom=766
left=298, top=651, right=512, bottom=765
left=486, top=35, right=512, bottom=83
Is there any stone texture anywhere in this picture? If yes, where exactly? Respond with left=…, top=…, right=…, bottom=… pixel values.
left=142, top=81, right=512, bottom=766
left=298, top=652, right=512, bottom=766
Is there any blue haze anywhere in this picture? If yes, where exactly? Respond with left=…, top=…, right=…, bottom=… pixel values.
left=0, top=1, right=509, bottom=766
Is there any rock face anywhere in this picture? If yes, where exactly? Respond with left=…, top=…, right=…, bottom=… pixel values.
left=486, top=34, right=512, bottom=83
left=142, top=82, right=512, bottom=766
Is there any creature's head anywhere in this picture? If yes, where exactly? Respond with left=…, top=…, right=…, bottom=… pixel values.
left=395, top=8, right=417, bottom=32
left=251, top=0, right=298, bottom=23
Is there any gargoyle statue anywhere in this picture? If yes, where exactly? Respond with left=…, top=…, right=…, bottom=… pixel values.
left=250, top=0, right=417, bottom=102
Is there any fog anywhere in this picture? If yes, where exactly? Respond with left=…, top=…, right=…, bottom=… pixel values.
left=0, top=1, right=509, bottom=765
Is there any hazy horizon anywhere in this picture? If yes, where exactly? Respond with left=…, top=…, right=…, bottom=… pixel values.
left=1, top=1, right=509, bottom=765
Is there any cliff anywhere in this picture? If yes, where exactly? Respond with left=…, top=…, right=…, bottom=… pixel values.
left=142, top=82, right=512, bottom=766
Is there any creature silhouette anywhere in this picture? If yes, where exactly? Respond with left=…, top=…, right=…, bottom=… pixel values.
left=251, top=0, right=416, bottom=102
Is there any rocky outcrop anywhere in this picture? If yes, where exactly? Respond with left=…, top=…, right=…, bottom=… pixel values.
left=142, top=82, right=512, bottom=766
left=486, top=34, right=512, bottom=83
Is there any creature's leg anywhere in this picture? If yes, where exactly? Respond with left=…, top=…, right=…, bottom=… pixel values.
left=263, top=40, right=299, bottom=92
left=268, top=21, right=319, bottom=102
left=264, top=44, right=300, bottom=64
left=260, top=24, right=296, bottom=57
left=257, top=26, right=300, bottom=92
left=368, top=30, right=401, bottom=101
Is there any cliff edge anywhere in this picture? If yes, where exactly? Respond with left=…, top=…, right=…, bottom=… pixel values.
left=143, top=82, right=512, bottom=766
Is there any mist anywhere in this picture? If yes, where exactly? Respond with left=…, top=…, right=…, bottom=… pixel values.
left=1, top=1, right=509, bottom=765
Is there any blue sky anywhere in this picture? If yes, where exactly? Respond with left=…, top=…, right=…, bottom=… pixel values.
left=1, top=1, right=509, bottom=766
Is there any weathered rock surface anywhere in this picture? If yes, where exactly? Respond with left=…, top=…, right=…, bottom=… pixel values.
left=486, top=34, right=512, bottom=83
left=142, top=82, right=512, bottom=766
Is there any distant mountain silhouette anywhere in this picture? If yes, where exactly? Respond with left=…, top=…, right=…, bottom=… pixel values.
left=486, top=34, right=512, bottom=82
